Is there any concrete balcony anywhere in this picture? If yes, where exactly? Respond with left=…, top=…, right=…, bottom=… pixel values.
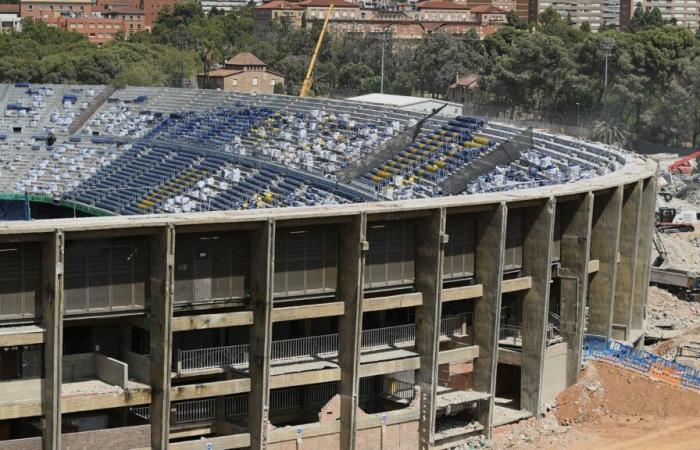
left=498, top=313, right=563, bottom=348
left=0, top=353, right=150, bottom=421
left=172, top=314, right=475, bottom=379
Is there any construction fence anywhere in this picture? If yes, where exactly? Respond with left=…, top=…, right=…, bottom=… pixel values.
left=583, top=335, right=700, bottom=391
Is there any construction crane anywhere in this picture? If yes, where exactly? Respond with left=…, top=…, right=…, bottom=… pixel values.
left=299, top=5, right=334, bottom=97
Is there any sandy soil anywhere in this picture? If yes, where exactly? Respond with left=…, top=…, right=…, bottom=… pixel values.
left=491, top=362, right=700, bottom=450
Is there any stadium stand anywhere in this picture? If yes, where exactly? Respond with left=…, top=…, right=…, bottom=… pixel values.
left=0, top=84, right=626, bottom=217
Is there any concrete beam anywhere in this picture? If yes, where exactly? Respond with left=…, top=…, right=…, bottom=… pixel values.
left=362, top=292, right=423, bottom=312
left=149, top=225, right=175, bottom=450
left=520, top=199, right=555, bottom=416
left=502, top=276, right=532, bottom=293
left=472, top=203, right=506, bottom=435
left=169, top=433, right=251, bottom=449
left=172, top=311, right=253, bottom=331
left=170, top=379, right=251, bottom=401
left=588, top=187, right=623, bottom=337
left=337, top=213, right=366, bottom=450
left=272, top=301, right=344, bottom=322
left=442, top=284, right=483, bottom=302
left=437, top=345, right=479, bottom=364
left=0, top=326, right=44, bottom=347
left=587, top=259, right=600, bottom=274
left=42, top=230, right=64, bottom=450
left=632, top=176, right=657, bottom=332
left=613, top=182, right=643, bottom=340
left=557, top=194, right=593, bottom=386
left=415, top=208, right=446, bottom=449
left=248, top=220, right=275, bottom=450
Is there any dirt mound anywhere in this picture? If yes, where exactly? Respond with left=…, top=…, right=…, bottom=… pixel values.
left=646, top=286, right=700, bottom=339
left=555, top=361, right=700, bottom=425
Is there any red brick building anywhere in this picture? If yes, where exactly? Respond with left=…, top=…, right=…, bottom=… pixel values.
left=142, top=0, right=178, bottom=28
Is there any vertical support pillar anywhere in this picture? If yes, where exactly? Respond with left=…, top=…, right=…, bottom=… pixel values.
left=42, top=230, right=64, bottom=450
left=558, top=194, right=593, bottom=386
left=632, top=176, right=657, bottom=333
left=519, top=199, right=555, bottom=416
left=150, top=224, right=175, bottom=450
left=415, top=208, right=447, bottom=449
left=472, top=203, right=506, bottom=436
left=248, top=219, right=275, bottom=450
left=588, top=187, right=623, bottom=337
left=338, top=213, right=367, bottom=450
left=613, top=182, right=643, bottom=340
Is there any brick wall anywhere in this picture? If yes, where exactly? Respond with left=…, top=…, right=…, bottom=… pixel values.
left=266, top=420, right=419, bottom=450
left=0, top=425, right=150, bottom=450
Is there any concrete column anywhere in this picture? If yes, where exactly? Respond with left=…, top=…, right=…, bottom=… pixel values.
left=613, top=182, right=643, bottom=340
left=338, top=213, right=367, bottom=450
left=415, top=208, right=447, bottom=449
left=519, top=199, right=555, bottom=416
left=588, top=187, right=623, bottom=337
left=472, top=203, right=506, bottom=435
left=632, top=176, right=657, bottom=332
left=42, top=230, right=64, bottom=450
left=150, top=225, right=175, bottom=450
left=557, top=194, right=593, bottom=386
left=248, top=219, right=275, bottom=450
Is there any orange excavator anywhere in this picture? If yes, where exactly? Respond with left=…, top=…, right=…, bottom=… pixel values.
left=668, top=151, right=700, bottom=175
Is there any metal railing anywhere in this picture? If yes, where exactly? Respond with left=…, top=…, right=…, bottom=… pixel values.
left=175, top=398, right=217, bottom=424
left=382, top=377, right=416, bottom=401
left=177, top=344, right=249, bottom=372
left=499, top=321, right=560, bottom=344
left=175, top=314, right=470, bottom=373
left=361, top=322, right=416, bottom=351
left=130, top=377, right=415, bottom=426
left=272, top=333, right=338, bottom=361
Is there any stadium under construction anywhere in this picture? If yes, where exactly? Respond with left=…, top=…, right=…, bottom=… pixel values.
left=0, top=83, right=656, bottom=450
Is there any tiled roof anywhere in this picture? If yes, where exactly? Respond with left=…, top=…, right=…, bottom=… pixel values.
left=226, top=52, right=266, bottom=67
left=258, top=0, right=303, bottom=10
left=415, top=0, right=470, bottom=10
left=298, top=0, right=360, bottom=8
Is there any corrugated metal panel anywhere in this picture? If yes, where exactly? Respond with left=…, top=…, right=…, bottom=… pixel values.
left=505, top=209, right=523, bottom=270
left=0, top=243, right=42, bottom=321
left=365, top=220, right=415, bottom=289
left=174, top=233, right=249, bottom=306
left=274, top=225, right=338, bottom=298
left=444, top=214, right=476, bottom=280
left=64, top=238, right=150, bottom=315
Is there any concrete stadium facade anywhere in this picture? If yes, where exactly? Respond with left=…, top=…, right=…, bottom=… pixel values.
left=0, top=154, right=656, bottom=450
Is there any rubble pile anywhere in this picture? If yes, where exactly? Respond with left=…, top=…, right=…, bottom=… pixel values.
left=646, top=286, right=700, bottom=340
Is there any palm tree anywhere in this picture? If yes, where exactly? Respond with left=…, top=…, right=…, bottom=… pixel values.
left=592, top=119, right=631, bottom=148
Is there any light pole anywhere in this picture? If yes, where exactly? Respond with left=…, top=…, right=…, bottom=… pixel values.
left=601, top=38, right=615, bottom=113
left=380, top=31, right=387, bottom=94
left=576, top=102, right=581, bottom=137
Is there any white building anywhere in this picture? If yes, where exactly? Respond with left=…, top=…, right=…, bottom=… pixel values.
left=0, top=4, right=22, bottom=32
left=640, top=0, right=700, bottom=29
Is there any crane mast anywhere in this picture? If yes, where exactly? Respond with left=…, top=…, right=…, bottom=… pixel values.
left=299, top=4, right=334, bottom=97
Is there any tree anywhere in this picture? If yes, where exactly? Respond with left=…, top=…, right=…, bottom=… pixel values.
left=580, top=21, right=591, bottom=33
left=505, top=10, right=528, bottom=30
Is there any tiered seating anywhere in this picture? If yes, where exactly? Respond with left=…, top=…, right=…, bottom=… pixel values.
left=0, top=83, right=628, bottom=217
left=357, top=116, right=496, bottom=199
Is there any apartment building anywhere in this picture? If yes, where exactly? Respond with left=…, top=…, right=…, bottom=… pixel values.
left=254, top=0, right=507, bottom=38
left=0, top=166, right=656, bottom=449
left=638, top=0, right=700, bottom=29
left=0, top=4, right=22, bottom=32
left=537, top=0, right=621, bottom=29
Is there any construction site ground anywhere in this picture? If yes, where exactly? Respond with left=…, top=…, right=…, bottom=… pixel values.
left=490, top=286, right=700, bottom=450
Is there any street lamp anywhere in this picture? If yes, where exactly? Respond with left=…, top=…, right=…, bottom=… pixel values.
left=576, top=102, right=581, bottom=137
left=601, top=38, right=615, bottom=113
